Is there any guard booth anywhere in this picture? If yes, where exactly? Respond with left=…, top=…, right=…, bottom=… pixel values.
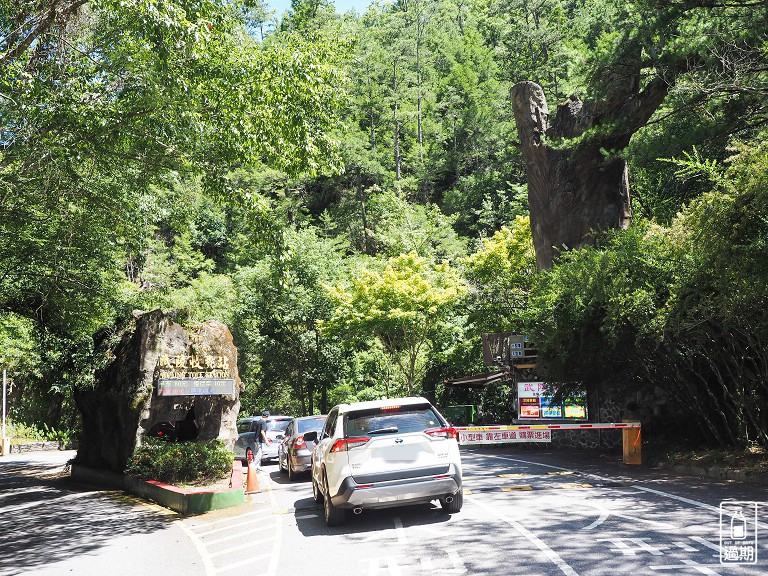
left=445, top=332, right=642, bottom=465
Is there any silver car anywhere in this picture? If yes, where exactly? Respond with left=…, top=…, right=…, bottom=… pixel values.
left=277, top=415, right=327, bottom=481
left=234, top=415, right=293, bottom=464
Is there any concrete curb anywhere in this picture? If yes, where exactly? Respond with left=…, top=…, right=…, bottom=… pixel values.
left=660, top=463, right=768, bottom=486
left=71, top=461, right=246, bottom=515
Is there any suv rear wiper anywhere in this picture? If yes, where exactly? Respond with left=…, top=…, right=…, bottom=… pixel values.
left=368, top=426, right=399, bottom=435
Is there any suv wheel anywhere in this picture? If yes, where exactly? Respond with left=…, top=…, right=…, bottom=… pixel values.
left=312, top=474, right=323, bottom=503
left=440, top=490, right=463, bottom=514
left=323, top=476, right=345, bottom=527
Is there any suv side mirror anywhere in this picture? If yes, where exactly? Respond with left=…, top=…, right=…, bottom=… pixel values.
left=303, top=431, right=318, bottom=443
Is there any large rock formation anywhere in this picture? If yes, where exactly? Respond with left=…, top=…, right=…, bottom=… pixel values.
left=74, top=309, right=242, bottom=472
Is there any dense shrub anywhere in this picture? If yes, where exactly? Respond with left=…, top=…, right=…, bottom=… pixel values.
left=125, top=438, right=234, bottom=484
left=526, top=136, right=768, bottom=447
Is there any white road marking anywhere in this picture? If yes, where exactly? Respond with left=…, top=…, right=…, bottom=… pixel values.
left=214, top=552, right=273, bottom=574
left=597, top=537, right=666, bottom=555
left=203, top=522, right=277, bottom=545
left=208, top=536, right=275, bottom=558
left=194, top=514, right=276, bottom=537
left=471, top=452, right=768, bottom=530
left=582, top=503, right=676, bottom=531
left=674, top=542, right=699, bottom=552
left=583, top=509, right=611, bottom=530
left=394, top=517, right=408, bottom=544
left=448, top=549, right=467, bottom=574
left=265, top=477, right=282, bottom=576
left=689, top=536, right=723, bottom=557
left=469, top=494, right=580, bottom=576
left=176, top=520, right=216, bottom=576
left=295, top=513, right=318, bottom=519
left=1, top=490, right=102, bottom=514
left=368, top=556, right=404, bottom=576
left=648, top=560, right=723, bottom=575
left=413, top=523, right=446, bottom=537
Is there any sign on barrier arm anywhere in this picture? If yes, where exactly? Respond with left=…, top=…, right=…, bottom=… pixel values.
left=454, top=422, right=641, bottom=446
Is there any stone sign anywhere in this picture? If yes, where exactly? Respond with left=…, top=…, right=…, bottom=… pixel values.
left=73, top=309, right=242, bottom=473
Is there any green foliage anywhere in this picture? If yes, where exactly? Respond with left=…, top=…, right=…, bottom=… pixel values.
left=4, top=420, right=73, bottom=446
left=2, top=0, right=766, bottom=450
left=324, top=251, right=466, bottom=395
left=0, top=0, right=346, bottom=431
left=125, top=438, right=234, bottom=483
left=528, top=222, right=673, bottom=384
left=462, top=216, right=537, bottom=334
left=527, top=134, right=768, bottom=446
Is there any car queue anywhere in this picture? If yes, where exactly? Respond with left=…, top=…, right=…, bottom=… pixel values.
left=235, top=397, right=463, bottom=527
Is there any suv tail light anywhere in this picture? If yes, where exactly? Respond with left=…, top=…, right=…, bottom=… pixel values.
left=331, top=437, right=371, bottom=452
left=294, top=435, right=306, bottom=450
left=425, top=427, right=458, bottom=440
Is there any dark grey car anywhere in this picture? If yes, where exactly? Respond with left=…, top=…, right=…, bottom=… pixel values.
left=277, top=415, right=327, bottom=480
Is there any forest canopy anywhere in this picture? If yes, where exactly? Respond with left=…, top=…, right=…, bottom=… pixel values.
left=1, top=0, right=766, bottom=447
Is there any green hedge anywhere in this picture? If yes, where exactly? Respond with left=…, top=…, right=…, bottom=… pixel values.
left=126, top=438, right=234, bottom=484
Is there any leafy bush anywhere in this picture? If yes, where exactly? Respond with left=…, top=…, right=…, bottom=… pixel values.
left=5, top=420, right=74, bottom=446
left=125, top=438, right=234, bottom=484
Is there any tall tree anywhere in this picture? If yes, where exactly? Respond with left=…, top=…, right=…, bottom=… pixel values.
left=510, top=0, right=767, bottom=268
left=324, top=252, right=466, bottom=395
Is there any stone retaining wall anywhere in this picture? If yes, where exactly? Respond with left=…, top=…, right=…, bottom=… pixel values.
left=10, top=441, right=65, bottom=453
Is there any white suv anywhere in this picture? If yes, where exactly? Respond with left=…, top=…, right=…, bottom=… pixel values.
left=305, top=397, right=462, bottom=526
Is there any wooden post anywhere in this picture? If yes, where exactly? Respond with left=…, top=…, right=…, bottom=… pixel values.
left=622, top=420, right=642, bottom=465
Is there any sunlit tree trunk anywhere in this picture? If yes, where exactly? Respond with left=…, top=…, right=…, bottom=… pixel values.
left=511, top=77, right=670, bottom=268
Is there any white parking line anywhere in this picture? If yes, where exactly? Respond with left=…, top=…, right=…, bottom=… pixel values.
left=208, top=536, right=275, bottom=558
left=204, top=523, right=277, bottom=546
left=648, top=560, right=723, bottom=575
left=215, top=552, right=273, bottom=574
left=194, top=514, right=276, bottom=537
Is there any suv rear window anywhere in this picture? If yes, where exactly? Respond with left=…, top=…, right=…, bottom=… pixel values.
left=266, top=419, right=291, bottom=432
left=345, top=405, right=442, bottom=438
left=297, top=418, right=326, bottom=434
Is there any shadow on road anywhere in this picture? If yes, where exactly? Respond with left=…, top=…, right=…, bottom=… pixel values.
left=0, top=453, right=174, bottom=576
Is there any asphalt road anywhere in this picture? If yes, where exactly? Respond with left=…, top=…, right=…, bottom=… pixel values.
left=2, top=447, right=766, bottom=576
left=0, top=450, right=204, bottom=576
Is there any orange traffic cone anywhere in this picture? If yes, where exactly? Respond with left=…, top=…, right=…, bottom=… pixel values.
left=245, top=460, right=260, bottom=493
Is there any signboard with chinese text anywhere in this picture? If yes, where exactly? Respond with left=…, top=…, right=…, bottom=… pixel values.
left=518, top=382, right=587, bottom=420
left=458, top=428, right=552, bottom=445
left=720, top=501, right=758, bottom=565
left=157, top=378, right=236, bottom=396
left=156, top=354, right=235, bottom=397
